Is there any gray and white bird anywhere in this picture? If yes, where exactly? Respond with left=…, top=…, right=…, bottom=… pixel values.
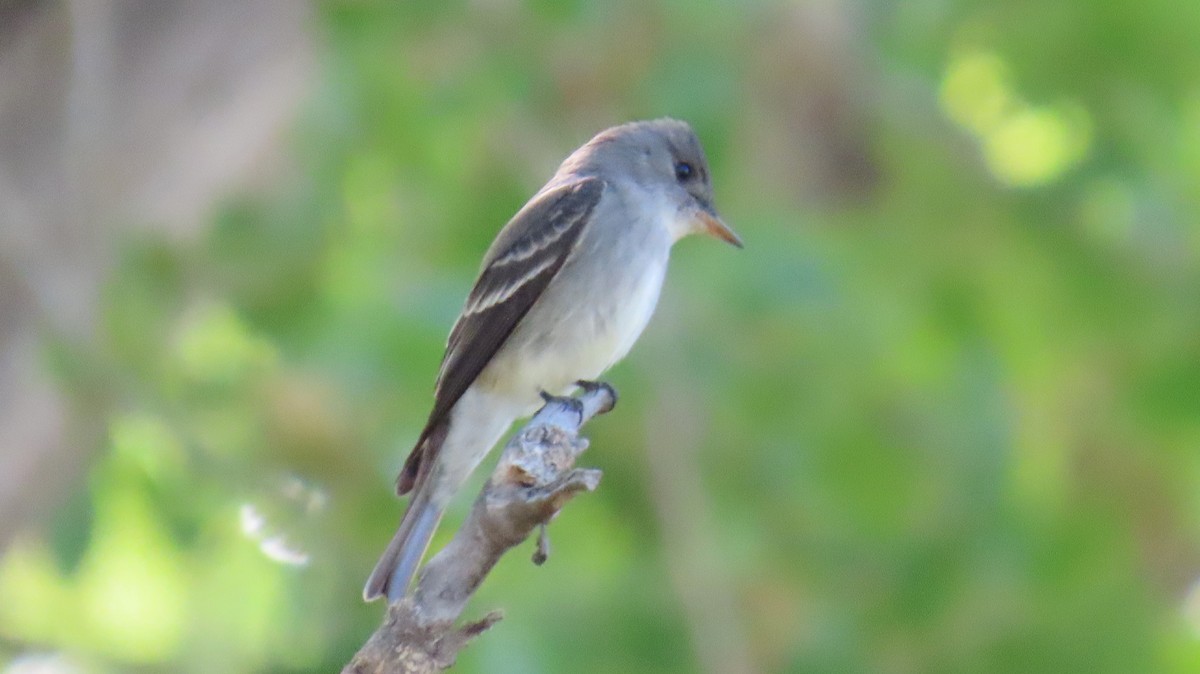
left=364, top=118, right=741, bottom=603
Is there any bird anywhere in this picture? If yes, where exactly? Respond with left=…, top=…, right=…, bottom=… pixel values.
left=363, top=118, right=741, bottom=603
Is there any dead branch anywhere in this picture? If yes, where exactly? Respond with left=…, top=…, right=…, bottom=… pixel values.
left=342, top=382, right=617, bottom=674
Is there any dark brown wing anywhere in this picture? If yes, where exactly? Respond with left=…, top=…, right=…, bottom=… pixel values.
left=396, top=177, right=604, bottom=494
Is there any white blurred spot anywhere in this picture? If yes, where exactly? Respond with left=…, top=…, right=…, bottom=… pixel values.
left=239, top=503, right=266, bottom=536
left=260, top=535, right=310, bottom=566
left=237, top=475, right=327, bottom=567
left=238, top=503, right=310, bottom=567
left=4, top=653, right=85, bottom=674
left=281, top=474, right=329, bottom=514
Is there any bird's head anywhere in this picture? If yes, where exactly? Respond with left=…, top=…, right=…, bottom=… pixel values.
left=569, top=118, right=743, bottom=247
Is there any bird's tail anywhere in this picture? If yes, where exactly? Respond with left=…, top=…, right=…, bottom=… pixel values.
left=362, top=485, right=445, bottom=602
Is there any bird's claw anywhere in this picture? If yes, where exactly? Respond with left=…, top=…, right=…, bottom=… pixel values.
left=575, top=380, right=618, bottom=413
left=538, top=389, right=585, bottom=421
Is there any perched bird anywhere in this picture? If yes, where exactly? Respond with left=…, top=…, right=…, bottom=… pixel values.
left=364, top=118, right=741, bottom=602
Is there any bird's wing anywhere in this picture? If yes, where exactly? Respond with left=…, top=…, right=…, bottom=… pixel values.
left=396, top=177, right=605, bottom=493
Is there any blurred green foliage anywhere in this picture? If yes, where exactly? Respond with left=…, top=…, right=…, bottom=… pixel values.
left=4, top=0, right=1200, bottom=672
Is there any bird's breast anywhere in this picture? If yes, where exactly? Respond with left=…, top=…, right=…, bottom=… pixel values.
left=480, top=236, right=670, bottom=406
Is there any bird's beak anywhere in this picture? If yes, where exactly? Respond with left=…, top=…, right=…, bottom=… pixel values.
left=696, top=205, right=743, bottom=248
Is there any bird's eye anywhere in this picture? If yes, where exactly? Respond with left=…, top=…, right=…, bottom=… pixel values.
left=674, top=161, right=694, bottom=182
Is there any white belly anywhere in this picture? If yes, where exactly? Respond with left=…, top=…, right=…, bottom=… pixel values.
left=481, top=253, right=669, bottom=407
left=438, top=258, right=666, bottom=498
left=587, top=258, right=665, bottom=374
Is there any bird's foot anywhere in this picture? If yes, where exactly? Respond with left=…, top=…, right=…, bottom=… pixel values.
left=534, top=381, right=617, bottom=429
left=574, top=380, right=618, bottom=410
left=539, top=390, right=585, bottom=424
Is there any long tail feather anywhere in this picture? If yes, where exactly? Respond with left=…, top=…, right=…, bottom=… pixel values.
left=362, top=487, right=445, bottom=602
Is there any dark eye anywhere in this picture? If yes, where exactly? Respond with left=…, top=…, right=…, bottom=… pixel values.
left=674, top=161, right=694, bottom=182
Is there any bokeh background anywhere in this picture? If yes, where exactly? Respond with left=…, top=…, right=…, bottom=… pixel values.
left=2, top=0, right=1199, bottom=672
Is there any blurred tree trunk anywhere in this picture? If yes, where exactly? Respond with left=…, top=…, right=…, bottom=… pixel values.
left=0, top=0, right=313, bottom=553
